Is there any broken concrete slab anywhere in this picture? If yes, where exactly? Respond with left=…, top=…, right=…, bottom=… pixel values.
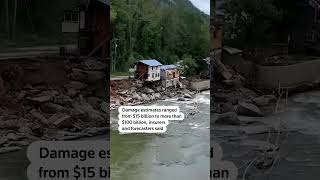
left=82, top=59, right=107, bottom=71
left=240, top=139, right=277, bottom=151
left=216, top=103, right=235, bottom=114
left=154, top=93, right=162, bottom=99
left=27, top=95, right=52, bottom=104
left=253, top=95, right=277, bottom=106
left=237, top=102, right=264, bottom=117
left=64, top=81, right=88, bottom=90
left=69, top=68, right=105, bottom=83
left=5, top=132, right=20, bottom=141
left=0, top=146, right=22, bottom=154
left=66, top=88, right=78, bottom=97
left=53, top=95, right=73, bottom=106
left=7, top=140, right=30, bottom=146
left=145, top=88, right=155, bottom=94
left=30, top=109, right=48, bottom=123
left=215, top=112, right=240, bottom=125
left=41, top=103, right=67, bottom=114
left=184, top=93, right=192, bottom=98
left=87, top=97, right=102, bottom=108
left=100, top=101, right=108, bottom=114
left=0, top=137, right=8, bottom=145
left=48, top=113, right=71, bottom=127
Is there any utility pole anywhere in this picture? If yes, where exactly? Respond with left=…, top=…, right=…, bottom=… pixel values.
left=112, top=38, right=119, bottom=72
left=10, top=0, right=17, bottom=40
left=4, top=0, right=9, bottom=34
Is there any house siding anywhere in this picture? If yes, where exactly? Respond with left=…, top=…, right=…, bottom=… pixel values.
left=147, top=66, right=161, bottom=81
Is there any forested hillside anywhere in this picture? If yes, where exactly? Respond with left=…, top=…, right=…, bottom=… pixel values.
left=111, top=0, right=210, bottom=74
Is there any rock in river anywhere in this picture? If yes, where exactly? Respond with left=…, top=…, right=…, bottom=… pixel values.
left=237, top=102, right=264, bottom=117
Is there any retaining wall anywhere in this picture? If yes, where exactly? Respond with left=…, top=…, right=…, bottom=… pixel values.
left=190, top=80, right=210, bottom=91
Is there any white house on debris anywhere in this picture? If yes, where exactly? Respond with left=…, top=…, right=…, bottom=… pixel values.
left=135, top=59, right=162, bottom=81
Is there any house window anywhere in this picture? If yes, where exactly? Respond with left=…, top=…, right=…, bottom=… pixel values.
left=152, top=73, right=154, bottom=78
left=64, top=11, right=79, bottom=23
left=72, top=13, right=79, bottom=22
left=158, top=73, right=160, bottom=77
left=316, top=9, right=320, bottom=24
left=151, top=67, right=153, bottom=70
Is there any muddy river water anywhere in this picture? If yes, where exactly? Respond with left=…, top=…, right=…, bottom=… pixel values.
left=110, top=91, right=210, bottom=180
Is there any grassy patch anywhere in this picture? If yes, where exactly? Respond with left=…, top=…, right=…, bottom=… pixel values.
left=111, top=71, right=130, bottom=77
left=0, top=32, right=77, bottom=49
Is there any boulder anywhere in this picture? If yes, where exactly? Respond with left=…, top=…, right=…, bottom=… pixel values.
left=253, top=95, right=277, bottom=106
left=178, top=97, right=186, bottom=101
left=149, top=94, right=155, bottom=100
left=237, top=102, right=264, bottom=117
left=154, top=93, right=161, bottom=99
left=145, top=88, right=155, bottom=94
left=215, top=112, right=240, bottom=125
left=132, top=93, right=142, bottom=100
left=239, top=87, right=258, bottom=100
left=141, top=94, right=150, bottom=101
left=184, top=93, right=192, bottom=98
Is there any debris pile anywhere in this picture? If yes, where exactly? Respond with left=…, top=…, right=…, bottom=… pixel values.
left=0, top=58, right=109, bottom=154
left=212, top=58, right=277, bottom=122
left=110, top=79, right=195, bottom=110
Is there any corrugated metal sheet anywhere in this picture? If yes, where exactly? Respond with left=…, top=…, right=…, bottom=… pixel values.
left=161, top=65, right=178, bottom=70
left=139, top=59, right=162, bottom=66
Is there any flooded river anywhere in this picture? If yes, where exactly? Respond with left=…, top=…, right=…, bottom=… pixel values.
left=111, top=91, right=210, bottom=180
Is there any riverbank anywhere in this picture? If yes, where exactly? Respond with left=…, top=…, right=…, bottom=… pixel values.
left=110, top=79, right=200, bottom=110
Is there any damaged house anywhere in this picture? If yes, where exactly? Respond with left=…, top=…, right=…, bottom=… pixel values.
left=135, top=60, right=162, bottom=81
left=62, top=0, right=110, bottom=58
left=160, top=65, right=180, bottom=88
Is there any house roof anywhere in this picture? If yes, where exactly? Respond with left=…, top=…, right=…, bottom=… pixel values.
left=223, top=46, right=243, bottom=55
left=161, top=65, right=178, bottom=70
left=139, top=59, right=162, bottom=66
left=96, top=0, right=109, bottom=5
